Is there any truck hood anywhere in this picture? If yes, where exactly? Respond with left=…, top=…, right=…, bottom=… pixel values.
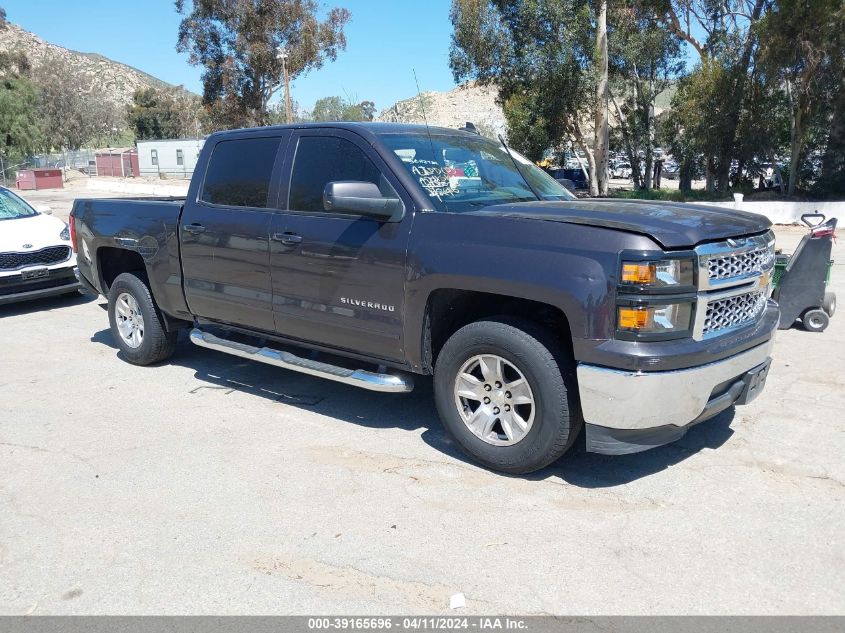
left=468, top=199, right=772, bottom=249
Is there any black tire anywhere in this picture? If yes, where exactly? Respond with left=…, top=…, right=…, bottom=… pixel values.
left=823, top=292, right=836, bottom=318
left=433, top=318, right=581, bottom=474
left=107, top=272, right=177, bottom=365
left=802, top=308, right=830, bottom=333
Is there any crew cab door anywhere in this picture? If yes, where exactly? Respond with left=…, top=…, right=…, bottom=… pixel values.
left=268, top=129, right=413, bottom=362
left=180, top=134, right=288, bottom=331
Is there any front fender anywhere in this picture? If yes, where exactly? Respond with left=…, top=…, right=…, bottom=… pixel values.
left=403, top=212, right=660, bottom=370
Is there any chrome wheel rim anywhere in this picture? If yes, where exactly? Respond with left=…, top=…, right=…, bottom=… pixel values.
left=453, top=354, right=536, bottom=446
left=115, top=292, right=145, bottom=349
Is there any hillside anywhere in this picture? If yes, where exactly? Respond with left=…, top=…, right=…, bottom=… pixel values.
left=376, top=81, right=676, bottom=141
left=0, top=21, right=178, bottom=105
left=377, top=82, right=506, bottom=137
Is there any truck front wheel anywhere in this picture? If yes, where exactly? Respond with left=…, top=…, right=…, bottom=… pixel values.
left=107, top=272, right=177, bottom=365
left=434, top=318, right=581, bottom=474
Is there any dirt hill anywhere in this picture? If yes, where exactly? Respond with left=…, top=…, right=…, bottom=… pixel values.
left=377, top=82, right=506, bottom=138
left=0, top=21, right=179, bottom=105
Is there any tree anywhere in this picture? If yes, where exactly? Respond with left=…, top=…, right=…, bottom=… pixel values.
left=308, top=95, right=376, bottom=122
left=0, top=75, right=42, bottom=162
left=609, top=0, right=684, bottom=189
left=310, top=95, right=345, bottom=121
left=450, top=0, right=604, bottom=195
left=658, top=0, right=771, bottom=192
left=359, top=100, right=376, bottom=121
left=502, top=92, right=556, bottom=163
left=32, top=54, right=128, bottom=151
left=594, top=0, right=609, bottom=195
left=0, top=16, right=41, bottom=169
left=176, top=0, right=351, bottom=129
left=758, top=0, right=845, bottom=195
left=128, top=87, right=209, bottom=140
left=816, top=76, right=845, bottom=196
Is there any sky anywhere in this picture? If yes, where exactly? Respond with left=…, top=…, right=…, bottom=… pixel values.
left=3, top=0, right=459, bottom=113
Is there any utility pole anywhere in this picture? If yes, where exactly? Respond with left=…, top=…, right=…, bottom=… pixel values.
left=277, top=46, right=293, bottom=124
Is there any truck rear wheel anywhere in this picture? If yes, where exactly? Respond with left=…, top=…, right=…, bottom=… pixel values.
left=433, top=318, right=581, bottom=474
left=107, top=272, right=177, bottom=365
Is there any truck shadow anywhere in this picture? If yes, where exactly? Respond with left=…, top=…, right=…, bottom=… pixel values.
left=90, top=328, right=735, bottom=488
left=0, top=292, right=93, bottom=318
left=540, top=410, right=735, bottom=487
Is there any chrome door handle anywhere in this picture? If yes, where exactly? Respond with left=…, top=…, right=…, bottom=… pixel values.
left=183, top=223, right=206, bottom=234
left=273, top=232, right=302, bottom=246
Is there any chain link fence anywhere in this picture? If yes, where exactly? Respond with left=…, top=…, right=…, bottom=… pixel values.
left=0, top=150, right=98, bottom=187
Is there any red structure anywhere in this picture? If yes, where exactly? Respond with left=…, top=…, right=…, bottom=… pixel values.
left=95, top=148, right=140, bottom=178
left=15, top=168, right=64, bottom=190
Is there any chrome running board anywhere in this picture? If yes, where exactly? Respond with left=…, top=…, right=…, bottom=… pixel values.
left=189, top=328, right=414, bottom=393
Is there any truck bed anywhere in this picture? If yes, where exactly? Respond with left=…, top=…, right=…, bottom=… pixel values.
left=71, top=196, right=190, bottom=319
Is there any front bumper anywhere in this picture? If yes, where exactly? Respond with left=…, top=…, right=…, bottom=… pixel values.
left=0, top=266, right=81, bottom=306
left=578, top=336, right=775, bottom=455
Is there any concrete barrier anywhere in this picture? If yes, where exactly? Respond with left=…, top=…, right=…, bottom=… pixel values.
left=86, top=178, right=189, bottom=197
left=695, top=200, right=844, bottom=225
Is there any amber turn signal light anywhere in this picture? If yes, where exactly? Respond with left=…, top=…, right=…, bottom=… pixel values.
left=617, top=306, right=652, bottom=330
left=621, top=262, right=656, bottom=284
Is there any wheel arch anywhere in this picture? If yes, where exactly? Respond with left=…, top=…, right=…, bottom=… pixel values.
left=97, top=247, right=189, bottom=332
left=419, top=288, right=574, bottom=374
left=97, top=247, right=147, bottom=293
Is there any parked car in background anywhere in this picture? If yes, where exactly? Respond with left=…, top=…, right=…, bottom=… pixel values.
left=556, top=178, right=577, bottom=193
left=610, top=162, right=633, bottom=179
left=0, top=187, right=80, bottom=305
left=547, top=167, right=589, bottom=190
left=663, top=161, right=681, bottom=180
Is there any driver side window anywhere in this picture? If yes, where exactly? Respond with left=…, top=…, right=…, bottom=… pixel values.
left=288, top=136, right=398, bottom=214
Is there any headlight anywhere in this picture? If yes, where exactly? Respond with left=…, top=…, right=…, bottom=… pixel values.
left=60, top=224, right=70, bottom=241
left=620, top=258, right=694, bottom=287
left=617, top=302, right=693, bottom=336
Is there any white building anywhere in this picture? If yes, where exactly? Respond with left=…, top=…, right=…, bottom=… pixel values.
left=136, top=138, right=206, bottom=178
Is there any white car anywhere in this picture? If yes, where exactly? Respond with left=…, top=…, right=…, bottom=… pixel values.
left=0, top=186, right=80, bottom=305
left=611, top=162, right=632, bottom=179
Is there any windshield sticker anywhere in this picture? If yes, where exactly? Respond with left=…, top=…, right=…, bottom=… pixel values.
left=410, top=159, right=457, bottom=198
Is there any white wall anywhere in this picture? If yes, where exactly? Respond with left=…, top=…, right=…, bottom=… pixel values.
left=695, top=199, right=844, bottom=225
left=87, top=178, right=188, bottom=197
left=136, top=139, right=205, bottom=178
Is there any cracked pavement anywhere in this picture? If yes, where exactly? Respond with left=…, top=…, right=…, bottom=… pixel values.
left=0, top=212, right=843, bottom=614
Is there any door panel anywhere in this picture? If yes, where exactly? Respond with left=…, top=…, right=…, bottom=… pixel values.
left=269, top=130, right=413, bottom=362
left=181, top=206, right=274, bottom=330
left=180, top=134, right=287, bottom=331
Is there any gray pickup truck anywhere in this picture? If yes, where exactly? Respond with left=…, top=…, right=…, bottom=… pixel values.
left=70, top=122, right=778, bottom=473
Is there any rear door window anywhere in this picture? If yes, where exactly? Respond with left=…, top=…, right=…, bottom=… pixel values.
left=201, top=137, right=281, bottom=208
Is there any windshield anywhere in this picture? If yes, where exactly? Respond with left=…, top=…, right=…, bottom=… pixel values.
left=380, top=132, right=575, bottom=212
left=0, top=188, right=38, bottom=221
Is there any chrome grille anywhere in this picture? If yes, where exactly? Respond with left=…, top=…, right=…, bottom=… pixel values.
left=707, top=244, right=774, bottom=281
left=703, top=291, right=767, bottom=335
left=0, top=246, right=72, bottom=271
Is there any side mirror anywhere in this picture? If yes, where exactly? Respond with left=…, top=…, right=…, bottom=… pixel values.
left=323, top=181, right=403, bottom=222
left=36, top=205, right=53, bottom=215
